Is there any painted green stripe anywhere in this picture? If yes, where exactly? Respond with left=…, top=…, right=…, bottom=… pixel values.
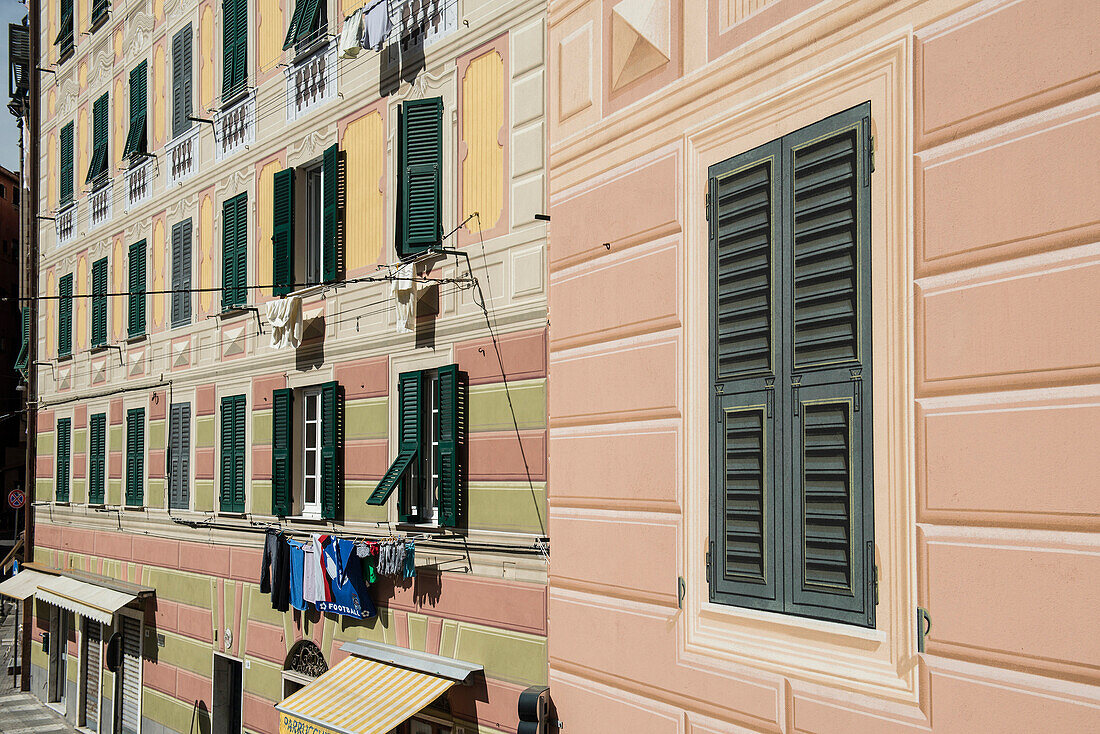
left=108, top=478, right=122, bottom=505
left=247, top=585, right=284, bottom=627
left=37, top=432, right=54, bottom=456
left=73, top=428, right=86, bottom=453
left=148, top=419, right=165, bottom=448
left=152, top=629, right=213, bottom=679
left=144, top=688, right=199, bottom=732
left=452, top=623, right=548, bottom=686
left=109, top=425, right=123, bottom=452
left=252, top=408, right=271, bottom=445
left=468, top=482, right=547, bottom=534
left=194, top=479, right=214, bottom=511
left=250, top=479, right=271, bottom=515
left=143, top=567, right=213, bottom=607
left=245, top=658, right=282, bottom=702
left=468, top=379, right=546, bottom=432
left=147, top=478, right=164, bottom=508
left=343, top=482, right=390, bottom=523
left=35, top=478, right=52, bottom=502
left=346, top=398, right=388, bottom=440
left=408, top=613, right=427, bottom=652
left=71, top=478, right=86, bottom=504
left=195, top=415, right=215, bottom=447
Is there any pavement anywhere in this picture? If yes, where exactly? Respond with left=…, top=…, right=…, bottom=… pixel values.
left=0, top=598, right=78, bottom=733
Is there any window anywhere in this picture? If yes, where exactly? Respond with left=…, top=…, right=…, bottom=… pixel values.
left=128, top=240, right=146, bottom=337
left=123, top=61, right=148, bottom=160
left=15, top=306, right=30, bottom=374
left=0, top=184, right=6, bottom=198
left=91, top=256, right=108, bottom=347
left=90, top=0, right=108, bottom=28
left=707, top=103, right=874, bottom=627
left=283, top=0, right=326, bottom=53
left=222, top=0, right=248, bottom=102
left=368, top=366, right=466, bottom=527
left=396, top=98, right=443, bottom=259
left=171, top=218, right=192, bottom=326
left=79, top=619, right=102, bottom=730
left=12, top=188, right=18, bottom=205
left=271, top=144, right=342, bottom=295
left=271, top=382, right=343, bottom=519
left=86, top=92, right=109, bottom=184
left=171, top=24, right=193, bottom=139
left=222, top=193, right=247, bottom=309
left=58, top=272, right=73, bottom=357
left=219, top=394, right=246, bottom=513
left=212, top=654, right=243, bottom=734
left=89, top=412, right=106, bottom=504
left=168, top=402, right=191, bottom=510
left=55, top=0, right=74, bottom=59
left=125, top=407, right=145, bottom=506
left=59, top=121, right=74, bottom=205
left=56, top=417, right=71, bottom=502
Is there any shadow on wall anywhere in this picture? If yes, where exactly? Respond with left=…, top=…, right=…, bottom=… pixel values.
left=296, top=315, right=326, bottom=371
left=378, top=38, right=426, bottom=98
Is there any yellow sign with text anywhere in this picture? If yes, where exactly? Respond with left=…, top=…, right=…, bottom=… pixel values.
left=279, top=712, right=342, bottom=734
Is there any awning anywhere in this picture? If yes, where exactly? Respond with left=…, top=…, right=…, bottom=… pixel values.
left=0, top=569, right=54, bottom=601
left=276, top=656, right=455, bottom=734
left=35, top=574, right=138, bottom=626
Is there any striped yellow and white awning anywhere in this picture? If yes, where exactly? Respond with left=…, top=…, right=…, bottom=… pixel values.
left=276, top=656, right=455, bottom=734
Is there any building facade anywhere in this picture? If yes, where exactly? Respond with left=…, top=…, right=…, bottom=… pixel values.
left=546, top=0, right=1100, bottom=731
left=25, top=0, right=549, bottom=731
left=0, top=164, right=24, bottom=558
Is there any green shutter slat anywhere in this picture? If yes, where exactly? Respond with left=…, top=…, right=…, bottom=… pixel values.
left=283, top=0, right=305, bottom=50
left=91, top=257, right=107, bottom=347
left=271, top=168, right=294, bottom=295
left=168, top=403, right=191, bottom=510
left=222, top=193, right=247, bottom=308
left=220, top=395, right=246, bottom=512
left=290, top=0, right=322, bottom=48
left=235, top=195, right=249, bottom=305
left=398, top=98, right=443, bottom=256
left=223, top=0, right=248, bottom=100
left=56, top=418, right=70, bottom=502
left=15, top=306, right=30, bottom=371
left=126, top=409, right=144, bottom=507
left=320, top=381, right=342, bottom=521
left=59, top=122, right=74, bottom=204
left=128, top=241, right=146, bottom=337
left=55, top=0, right=74, bottom=55
left=219, top=396, right=233, bottom=510
left=368, top=371, right=422, bottom=508
left=435, top=365, right=465, bottom=528
left=234, top=396, right=246, bottom=512
left=58, top=274, right=72, bottom=357
left=123, top=62, right=147, bottom=159
left=89, top=413, right=106, bottom=504
left=91, top=0, right=108, bottom=25
left=171, top=219, right=192, bottom=326
left=271, top=388, right=293, bottom=516
left=321, top=144, right=340, bottom=283
left=171, top=24, right=193, bottom=139
left=86, top=93, right=109, bottom=183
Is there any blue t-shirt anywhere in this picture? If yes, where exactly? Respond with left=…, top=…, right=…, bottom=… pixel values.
left=316, top=538, right=376, bottom=619
left=287, top=540, right=306, bottom=611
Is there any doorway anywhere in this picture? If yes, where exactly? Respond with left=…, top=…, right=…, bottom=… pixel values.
left=47, top=607, right=70, bottom=708
left=212, top=654, right=243, bottom=734
left=80, top=619, right=102, bottom=731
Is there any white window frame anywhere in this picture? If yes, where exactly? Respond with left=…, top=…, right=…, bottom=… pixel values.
left=304, top=164, right=323, bottom=286
left=299, top=386, right=323, bottom=518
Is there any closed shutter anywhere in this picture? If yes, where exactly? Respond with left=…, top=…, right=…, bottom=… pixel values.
left=58, top=273, right=73, bottom=357
left=397, top=98, right=443, bottom=257
left=271, top=168, right=294, bottom=296
left=171, top=24, right=193, bottom=139
left=234, top=195, right=248, bottom=305
left=56, top=418, right=71, bottom=502
left=89, top=413, right=106, bottom=504
left=82, top=619, right=101, bottom=730
left=91, top=257, right=108, bottom=347
left=119, top=616, right=141, bottom=734
left=126, top=408, right=144, bottom=507
left=321, top=144, right=341, bottom=283
left=55, top=0, right=74, bottom=55
left=320, top=381, right=342, bottom=521
left=435, top=365, right=465, bottom=528
left=220, top=395, right=246, bottom=512
left=123, top=62, right=147, bottom=160
left=59, top=122, right=74, bottom=204
left=171, top=219, right=192, bottom=327
left=86, top=93, right=109, bottom=184
left=128, top=241, right=146, bottom=337
left=271, top=388, right=293, bottom=517
left=368, top=371, right=422, bottom=514
left=222, top=194, right=247, bottom=309
left=169, top=403, right=190, bottom=510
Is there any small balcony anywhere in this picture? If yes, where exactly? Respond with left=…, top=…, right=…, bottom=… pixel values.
left=56, top=201, right=76, bottom=244
left=88, top=179, right=112, bottom=230
left=126, top=158, right=152, bottom=210
left=286, top=41, right=337, bottom=122
left=215, top=90, right=256, bottom=161
left=166, top=124, right=200, bottom=186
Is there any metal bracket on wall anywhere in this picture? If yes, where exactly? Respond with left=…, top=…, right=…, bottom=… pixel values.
left=916, top=606, right=932, bottom=653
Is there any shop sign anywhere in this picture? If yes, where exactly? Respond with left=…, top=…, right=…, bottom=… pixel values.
left=279, top=713, right=341, bottom=734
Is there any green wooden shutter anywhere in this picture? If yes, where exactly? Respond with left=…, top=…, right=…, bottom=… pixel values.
left=86, top=93, right=109, bottom=184
left=271, top=388, right=293, bottom=516
left=171, top=219, right=192, bottom=327
left=91, top=257, right=108, bottom=347
left=126, top=408, right=144, bottom=507
left=59, top=122, right=74, bottom=204
left=169, top=403, right=190, bottom=510
left=321, top=144, right=341, bottom=283
left=233, top=396, right=246, bottom=512
left=55, top=0, right=74, bottom=56
left=89, top=413, right=106, bottom=504
left=284, top=0, right=321, bottom=50
left=56, top=418, right=71, bottom=502
left=222, top=193, right=247, bottom=309
left=220, top=395, right=246, bottom=512
left=435, top=365, right=465, bottom=528
left=234, top=195, right=249, bottom=304
left=397, top=98, right=443, bottom=257
left=783, top=104, right=874, bottom=627
left=58, top=273, right=73, bottom=357
left=271, top=167, right=294, bottom=295
left=91, top=0, right=108, bottom=26
left=171, top=24, right=193, bottom=139
left=15, top=306, right=30, bottom=372
left=282, top=0, right=305, bottom=50
left=222, top=0, right=248, bottom=101
left=320, top=381, right=342, bottom=521
left=368, top=371, right=422, bottom=510
left=128, top=240, right=146, bottom=337
left=123, top=62, right=147, bottom=160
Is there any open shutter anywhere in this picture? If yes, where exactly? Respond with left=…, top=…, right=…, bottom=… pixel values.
left=128, top=241, right=146, bottom=337
left=435, top=365, right=465, bottom=528
left=126, top=409, right=144, bottom=507
left=86, top=93, right=109, bottom=184
left=91, top=0, right=108, bottom=25
left=15, top=306, right=30, bottom=372
left=222, top=0, right=248, bottom=101
left=271, top=388, right=293, bottom=516
left=320, top=381, right=343, bottom=521
left=784, top=104, right=874, bottom=627
left=58, top=274, right=73, bottom=357
left=398, top=98, right=443, bottom=256
left=171, top=24, right=193, bottom=139
left=55, top=0, right=74, bottom=55
left=282, top=0, right=305, bottom=50
left=89, top=413, right=106, bottom=504
left=59, top=122, right=74, bottom=204
left=271, top=167, right=295, bottom=295
left=91, top=257, right=107, bottom=347
left=368, top=371, right=421, bottom=511
left=123, top=62, right=147, bottom=159
left=293, top=0, right=322, bottom=48
left=56, top=419, right=71, bottom=502
left=321, top=144, right=341, bottom=283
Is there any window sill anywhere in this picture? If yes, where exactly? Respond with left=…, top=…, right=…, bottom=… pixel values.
left=56, top=352, right=72, bottom=362
left=89, top=344, right=110, bottom=354
left=221, top=87, right=251, bottom=108
left=284, top=515, right=329, bottom=524
left=89, top=14, right=108, bottom=34
left=125, top=333, right=147, bottom=344
left=122, top=504, right=144, bottom=510
left=218, top=307, right=251, bottom=320
left=394, top=522, right=451, bottom=535
left=285, top=282, right=330, bottom=299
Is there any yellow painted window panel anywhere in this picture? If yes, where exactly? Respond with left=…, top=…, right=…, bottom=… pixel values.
left=153, top=45, right=165, bottom=149
left=45, top=271, right=56, bottom=358
left=462, top=51, right=505, bottom=231
left=76, top=256, right=87, bottom=350
left=344, top=111, right=385, bottom=271
left=258, top=160, right=279, bottom=298
left=200, top=194, right=214, bottom=314
left=200, top=6, right=215, bottom=110
left=152, top=219, right=166, bottom=328
left=258, top=0, right=283, bottom=73
left=112, top=238, right=124, bottom=340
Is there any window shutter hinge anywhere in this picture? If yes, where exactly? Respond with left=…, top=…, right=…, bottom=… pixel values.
left=867, top=133, right=875, bottom=186
left=705, top=189, right=711, bottom=223
left=916, top=606, right=931, bottom=653
left=706, top=539, right=713, bottom=578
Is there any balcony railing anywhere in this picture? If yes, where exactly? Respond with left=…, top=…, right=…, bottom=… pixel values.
left=88, top=179, right=112, bottom=229
left=396, top=0, right=458, bottom=49
left=166, top=124, right=200, bottom=186
left=286, top=41, right=337, bottom=122
left=215, top=90, right=255, bottom=162
left=56, top=202, right=76, bottom=244
left=126, top=158, right=152, bottom=210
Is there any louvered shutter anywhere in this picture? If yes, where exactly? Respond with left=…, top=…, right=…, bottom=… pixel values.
left=398, top=98, right=443, bottom=256
left=169, top=403, right=190, bottom=510
left=282, top=0, right=305, bottom=50
left=81, top=620, right=101, bottom=728
left=91, top=257, right=107, bottom=347
left=219, top=396, right=234, bottom=510
left=783, top=104, right=873, bottom=626
left=128, top=241, right=146, bottom=337
left=320, top=381, right=342, bottom=521
left=91, top=0, right=108, bottom=25
left=368, top=371, right=421, bottom=512
left=271, top=388, right=293, bottom=516
left=123, top=62, right=147, bottom=160
left=89, top=413, right=106, bottom=504
left=271, top=168, right=294, bottom=295
left=222, top=0, right=248, bottom=101
left=222, top=194, right=247, bottom=309
left=171, top=219, right=192, bottom=326
left=435, top=365, right=465, bottom=528
left=126, top=408, right=144, bottom=507
left=55, top=0, right=74, bottom=56
left=58, top=273, right=72, bottom=357
left=234, top=195, right=249, bottom=305
left=171, top=24, right=193, bottom=139
left=56, top=418, right=71, bottom=502
left=86, top=93, right=109, bottom=184
left=232, top=0, right=248, bottom=94
left=119, top=616, right=141, bottom=734
left=233, top=396, right=246, bottom=512
left=59, top=122, right=74, bottom=204
left=15, top=307, right=30, bottom=371
left=284, top=0, right=321, bottom=50
left=321, top=144, right=341, bottom=282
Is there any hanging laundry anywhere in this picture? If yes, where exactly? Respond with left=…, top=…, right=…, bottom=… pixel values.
left=355, top=540, right=379, bottom=584
left=266, top=295, right=303, bottom=349
left=316, top=537, right=377, bottom=619
left=361, top=0, right=393, bottom=52
left=259, top=531, right=291, bottom=612
left=392, top=261, right=422, bottom=333
left=403, top=541, right=416, bottom=579
left=338, top=7, right=366, bottom=58
left=302, top=542, right=325, bottom=607
left=312, top=534, right=333, bottom=605
left=287, top=539, right=307, bottom=611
